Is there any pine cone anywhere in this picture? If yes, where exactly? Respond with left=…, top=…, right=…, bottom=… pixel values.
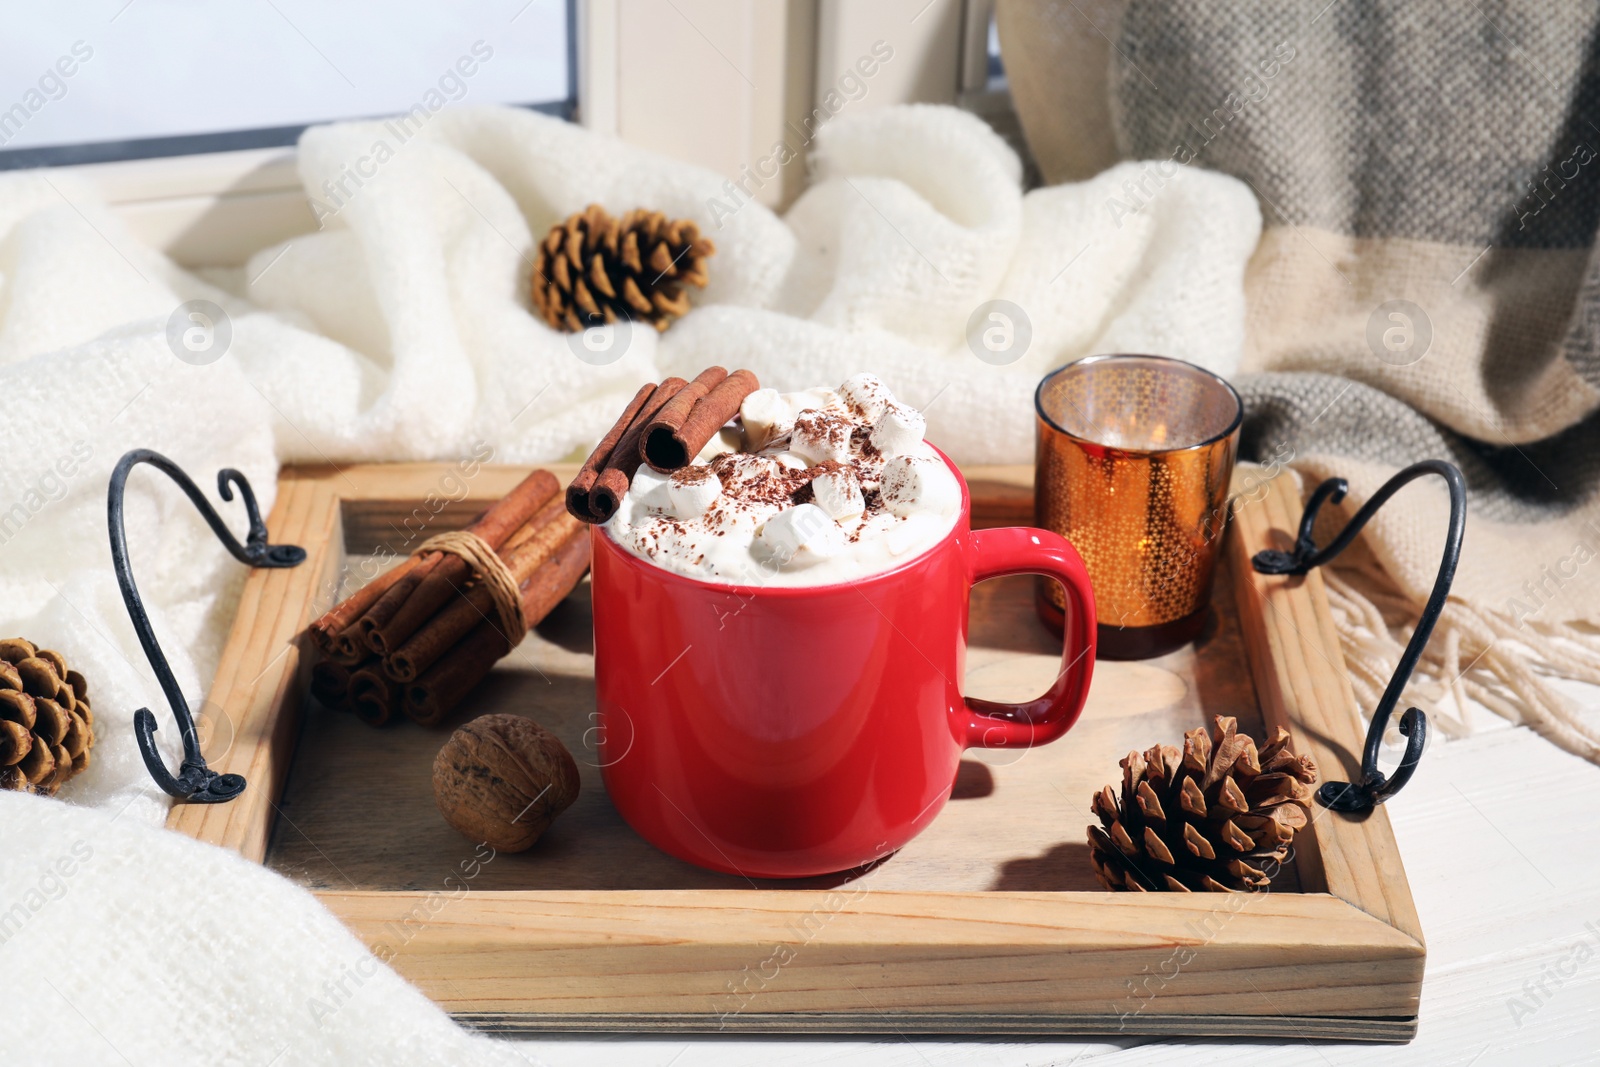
left=1088, top=716, right=1316, bottom=892
left=531, top=204, right=714, bottom=333
left=0, top=638, right=95, bottom=797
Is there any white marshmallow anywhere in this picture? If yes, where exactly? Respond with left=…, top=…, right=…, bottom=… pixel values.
left=784, top=387, right=845, bottom=416
left=809, top=467, right=865, bottom=521
left=667, top=466, right=722, bottom=518
left=628, top=465, right=673, bottom=514
left=695, top=425, right=743, bottom=463
left=756, top=503, right=847, bottom=568
left=740, top=388, right=794, bottom=450
left=880, top=455, right=960, bottom=517
left=719, top=454, right=784, bottom=492
left=609, top=375, right=964, bottom=587
left=870, top=402, right=926, bottom=457
left=838, top=373, right=891, bottom=423
left=705, top=502, right=761, bottom=540
left=790, top=410, right=854, bottom=464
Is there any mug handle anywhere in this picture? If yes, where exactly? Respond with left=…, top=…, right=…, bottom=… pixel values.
left=961, top=526, right=1097, bottom=749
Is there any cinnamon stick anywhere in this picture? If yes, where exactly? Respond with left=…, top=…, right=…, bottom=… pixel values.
left=498, top=508, right=551, bottom=555
left=567, top=382, right=655, bottom=522
left=364, top=556, right=457, bottom=655
left=309, top=659, right=355, bottom=708
left=366, top=468, right=561, bottom=654
left=502, top=503, right=586, bottom=589
left=644, top=367, right=758, bottom=472
left=360, top=554, right=450, bottom=653
left=384, top=585, right=500, bottom=684
left=466, top=467, right=564, bottom=547
left=327, top=624, right=373, bottom=667
left=641, top=366, right=726, bottom=465
left=348, top=665, right=401, bottom=727
left=308, top=556, right=420, bottom=655
left=588, top=375, right=687, bottom=522
left=397, top=523, right=590, bottom=725
left=402, top=621, right=511, bottom=727
left=384, top=499, right=579, bottom=682
left=315, top=467, right=558, bottom=653
left=519, top=519, right=591, bottom=627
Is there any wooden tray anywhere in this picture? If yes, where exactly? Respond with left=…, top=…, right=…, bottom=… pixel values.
left=172, top=463, right=1423, bottom=1040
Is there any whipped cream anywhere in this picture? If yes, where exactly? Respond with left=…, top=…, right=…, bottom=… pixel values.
left=603, top=375, right=962, bottom=586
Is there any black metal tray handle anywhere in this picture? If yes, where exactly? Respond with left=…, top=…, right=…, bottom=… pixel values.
left=1252, top=460, right=1467, bottom=814
left=108, top=449, right=305, bottom=804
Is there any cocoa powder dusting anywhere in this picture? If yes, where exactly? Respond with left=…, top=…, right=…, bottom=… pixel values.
left=796, top=410, right=852, bottom=455
left=607, top=378, right=956, bottom=584
left=672, top=464, right=715, bottom=485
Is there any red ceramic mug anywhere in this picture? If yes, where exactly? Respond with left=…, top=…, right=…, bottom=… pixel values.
left=591, top=448, right=1097, bottom=878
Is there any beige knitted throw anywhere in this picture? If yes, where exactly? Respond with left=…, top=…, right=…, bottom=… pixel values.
left=1000, top=0, right=1600, bottom=763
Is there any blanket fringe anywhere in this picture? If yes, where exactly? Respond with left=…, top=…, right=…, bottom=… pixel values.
left=1322, top=564, right=1600, bottom=766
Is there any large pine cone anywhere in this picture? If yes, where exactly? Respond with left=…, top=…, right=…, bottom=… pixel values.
left=1088, top=716, right=1316, bottom=892
left=0, top=638, right=95, bottom=796
left=531, top=204, right=714, bottom=333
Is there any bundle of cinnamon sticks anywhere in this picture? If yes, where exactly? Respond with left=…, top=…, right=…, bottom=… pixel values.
left=308, top=469, right=589, bottom=727
left=567, top=366, right=760, bottom=523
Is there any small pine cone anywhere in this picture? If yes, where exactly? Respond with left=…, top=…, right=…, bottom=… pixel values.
left=1087, top=716, right=1316, bottom=892
left=0, top=638, right=96, bottom=797
left=531, top=204, right=714, bottom=333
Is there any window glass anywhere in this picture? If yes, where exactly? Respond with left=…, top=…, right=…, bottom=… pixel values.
left=0, top=0, right=573, bottom=168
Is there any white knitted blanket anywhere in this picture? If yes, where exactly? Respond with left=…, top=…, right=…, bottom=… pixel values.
left=0, top=104, right=1259, bottom=1063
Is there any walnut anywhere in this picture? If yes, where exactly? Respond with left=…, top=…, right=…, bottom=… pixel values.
left=432, top=714, right=579, bottom=852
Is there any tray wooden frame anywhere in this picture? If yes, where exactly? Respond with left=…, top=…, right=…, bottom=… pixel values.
left=169, top=462, right=1424, bottom=1040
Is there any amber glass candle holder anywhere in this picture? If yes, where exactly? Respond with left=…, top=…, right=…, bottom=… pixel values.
left=1034, top=355, right=1242, bottom=660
